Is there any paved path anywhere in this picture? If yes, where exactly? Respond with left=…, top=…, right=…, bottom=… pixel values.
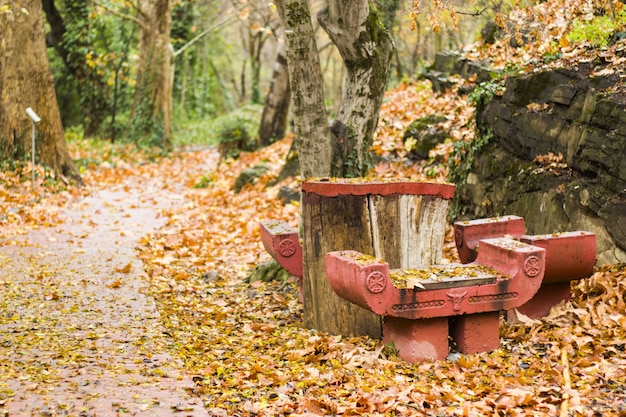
left=0, top=172, right=210, bottom=416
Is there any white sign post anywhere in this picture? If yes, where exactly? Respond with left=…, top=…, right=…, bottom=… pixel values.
left=25, top=107, right=41, bottom=189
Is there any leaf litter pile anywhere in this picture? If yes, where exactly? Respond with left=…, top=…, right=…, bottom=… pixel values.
left=0, top=144, right=212, bottom=416
left=0, top=116, right=624, bottom=417
left=1, top=88, right=625, bottom=417
left=2, top=1, right=626, bottom=414
left=128, top=131, right=624, bottom=416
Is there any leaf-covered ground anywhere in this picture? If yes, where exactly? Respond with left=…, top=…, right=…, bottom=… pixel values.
left=132, top=132, right=625, bottom=416
left=0, top=150, right=211, bottom=416
left=1, top=109, right=625, bottom=416
left=2, top=0, right=626, bottom=415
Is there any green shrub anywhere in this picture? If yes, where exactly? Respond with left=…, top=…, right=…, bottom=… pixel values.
left=213, top=105, right=263, bottom=158
left=172, top=104, right=263, bottom=153
left=566, top=11, right=626, bottom=48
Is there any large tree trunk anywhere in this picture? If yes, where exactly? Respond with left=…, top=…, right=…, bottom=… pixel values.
left=0, top=1, right=80, bottom=181
left=259, top=41, right=291, bottom=146
left=275, top=0, right=394, bottom=179
left=131, top=0, right=173, bottom=148
left=318, top=1, right=394, bottom=177
left=274, top=0, right=332, bottom=179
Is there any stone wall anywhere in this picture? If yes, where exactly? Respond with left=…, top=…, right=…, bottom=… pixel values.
left=454, top=67, right=626, bottom=265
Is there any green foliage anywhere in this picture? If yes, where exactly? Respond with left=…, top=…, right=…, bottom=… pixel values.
left=47, top=0, right=136, bottom=136
left=373, top=0, right=401, bottom=31
left=174, top=105, right=263, bottom=149
left=245, top=260, right=289, bottom=283
left=66, top=128, right=164, bottom=172
left=48, top=52, right=83, bottom=128
left=173, top=118, right=215, bottom=147
left=194, top=174, right=215, bottom=189
left=126, top=67, right=168, bottom=149
left=468, top=80, right=504, bottom=111
left=171, top=2, right=196, bottom=50
left=566, top=11, right=626, bottom=48
left=382, top=341, right=399, bottom=357
left=215, top=115, right=250, bottom=145
left=210, top=105, right=263, bottom=158
left=542, top=50, right=562, bottom=63
left=447, top=129, right=493, bottom=220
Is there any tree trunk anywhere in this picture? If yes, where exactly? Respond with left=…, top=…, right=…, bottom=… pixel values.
left=131, top=0, right=173, bottom=148
left=259, top=41, right=291, bottom=146
left=318, top=1, right=394, bottom=177
left=274, top=0, right=332, bottom=179
left=301, top=180, right=454, bottom=337
left=42, top=0, right=110, bottom=137
left=249, top=31, right=263, bottom=105
left=0, top=1, right=80, bottom=181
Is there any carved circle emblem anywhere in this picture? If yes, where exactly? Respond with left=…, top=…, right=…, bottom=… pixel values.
left=454, top=228, right=464, bottom=246
left=366, top=271, right=387, bottom=294
left=524, top=256, right=542, bottom=277
left=279, top=239, right=297, bottom=257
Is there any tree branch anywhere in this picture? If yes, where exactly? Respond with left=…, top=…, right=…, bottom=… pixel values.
left=41, top=0, right=68, bottom=64
left=92, top=0, right=145, bottom=29
left=455, top=7, right=489, bottom=17
left=172, top=15, right=238, bottom=58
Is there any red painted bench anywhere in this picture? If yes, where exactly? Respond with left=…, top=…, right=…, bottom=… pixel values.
left=325, top=237, right=546, bottom=362
left=454, top=216, right=596, bottom=318
left=259, top=220, right=303, bottom=300
left=260, top=220, right=303, bottom=278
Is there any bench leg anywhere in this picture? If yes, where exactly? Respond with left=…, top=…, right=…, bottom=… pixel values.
left=450, top=312, right=500, bottom=354
left=383, top=317, right=449, bottom=362
left=508, top=282, right=571, bottom=320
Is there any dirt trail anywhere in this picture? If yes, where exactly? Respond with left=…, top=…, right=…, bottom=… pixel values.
left=0, top=164, right=213, bottom=416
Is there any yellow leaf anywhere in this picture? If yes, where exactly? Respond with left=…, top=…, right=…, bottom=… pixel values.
left=115, top=262, right=132, bottom=274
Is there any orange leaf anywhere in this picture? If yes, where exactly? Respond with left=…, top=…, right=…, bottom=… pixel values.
left=107, top=278, right=123, bottom=289
left=115, top=262, right=132, bottom=274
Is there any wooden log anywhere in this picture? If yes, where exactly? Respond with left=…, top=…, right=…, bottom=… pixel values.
left=301, top=180, right=455, bottom=338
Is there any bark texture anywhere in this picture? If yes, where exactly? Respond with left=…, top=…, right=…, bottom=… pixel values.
left=318, top=1, right=394, bottom=177
left=132, top=0, right=173, bottom=147
left=259, top=41, right=291, bottom=146
left=275, top=0, right=394, bottom=178
left=0, top=1, right=79, bottom=180
left=274, top=0, right=332, bottom=179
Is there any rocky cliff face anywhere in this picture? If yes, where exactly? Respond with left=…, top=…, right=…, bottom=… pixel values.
left=454, top=66, right=626, bottom=265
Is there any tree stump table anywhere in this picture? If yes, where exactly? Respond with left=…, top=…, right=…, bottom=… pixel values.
left=301, top=179, right=455, bottom=338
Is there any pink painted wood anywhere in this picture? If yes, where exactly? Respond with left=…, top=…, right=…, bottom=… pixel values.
left=519, top=231, right=596, bottom=284
left=302, top=179, right=455, bottom=199
left=454, top=216, right=526, bottom=263
left=325, top=237, right=545, bottom=320
left=454, top=217, right=597, bottom=319
left=259, top=220, right=303, bottom=277
left=325, top=238, right=546, bottom=362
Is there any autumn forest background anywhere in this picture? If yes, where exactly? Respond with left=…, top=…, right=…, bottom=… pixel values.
left=1, top=0, right=626, bottom=415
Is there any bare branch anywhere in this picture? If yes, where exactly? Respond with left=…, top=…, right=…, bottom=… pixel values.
left=92, top=0, right=145, bottom=29
left=455, top=7, right=489, bottom=17
left=172, top=15, right=239, bottom=58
